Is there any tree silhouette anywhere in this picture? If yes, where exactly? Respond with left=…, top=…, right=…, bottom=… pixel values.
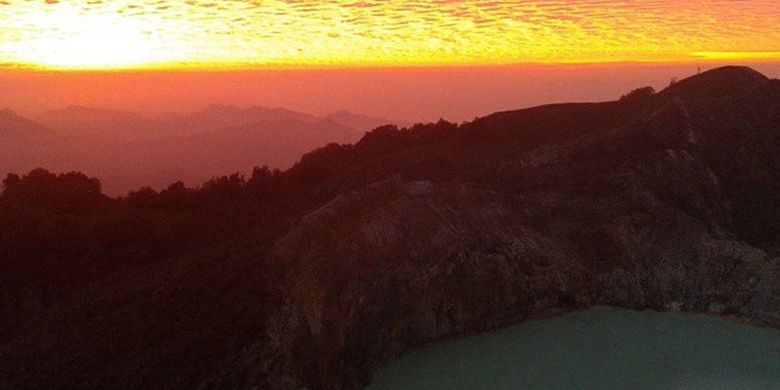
left=620, top=86, right=655, bottom=102
left=2, top=168, right=103, bottom=214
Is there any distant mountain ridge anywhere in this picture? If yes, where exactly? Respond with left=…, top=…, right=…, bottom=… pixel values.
left=38, top=103, right=404, bottom=138
left=37, top=105, right=170, bottom=138
left=2, top=104, right=403, bottom=194
left=0, top=108, right=49, bottom=137
left=155, top=103, right=319, bottom=134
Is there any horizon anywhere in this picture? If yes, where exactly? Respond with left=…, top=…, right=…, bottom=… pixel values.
left=2, top=63, right=776, bottom=198
left=1, top=1, right=780, bottom=123
left=3, top=61, right=780, bottom=124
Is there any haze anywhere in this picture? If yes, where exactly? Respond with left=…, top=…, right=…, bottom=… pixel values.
left=2, top=62, right=779, bottom=123
left=3, top=0, right=780, bottom=122
left=1, top=0, right=779, bottom=193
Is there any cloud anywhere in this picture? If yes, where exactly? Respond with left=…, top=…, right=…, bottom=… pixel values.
left=0, top=0, right=778, bottom=69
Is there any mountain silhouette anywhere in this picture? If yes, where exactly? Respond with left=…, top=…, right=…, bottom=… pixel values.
left=2, top=105, right=399, bottom=194
left=0, top=108, right=49, bottom=138
left=659, top=65, right=769, bottom=99
left=37, top=103, right=400, bottom=138
left=1, top=66, right=779, bottom=389
left=157, top=103, right=319, bottom=134
left=38, top=105, right=172, bottom=139
left=155, top=104, right=403, bottom=135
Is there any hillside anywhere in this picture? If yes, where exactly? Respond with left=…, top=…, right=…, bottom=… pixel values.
left=1, top=66, right=779, bottom=389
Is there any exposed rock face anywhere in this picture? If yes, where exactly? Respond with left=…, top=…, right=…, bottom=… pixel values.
left=2, top=67, right=779, bottom=389
left=255, top=67, right=780, bottom=389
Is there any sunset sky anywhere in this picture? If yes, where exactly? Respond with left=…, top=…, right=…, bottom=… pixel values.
left=1, top=0, right=779, bottom=121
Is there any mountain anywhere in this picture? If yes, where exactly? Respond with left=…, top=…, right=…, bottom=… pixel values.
left=3, top=105, right=395, bottom=194
left=0, top=108, right=49, bottom=138
left=1, top=66, right=780, bottom=389
left=38, top=105, right=171, bottom=139
left=157, top=104, right=319, bottom=134
left=659, top=65, right=769, bottom=99
left=119, top=118, right=364, bottom=188
left=37, top=104, right=321, bottom=139
left=0, top=110, right=53, bottom=174
left=36, top=103, right=399, bottom=138
left=0, top=117, right=364, bottom=195
left=157, top=104, right=400, bottom=135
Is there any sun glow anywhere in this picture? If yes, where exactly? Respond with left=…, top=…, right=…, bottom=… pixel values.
left=0, top=3, right=187, bottom=70
left=0, top=1, right=779, bottom=70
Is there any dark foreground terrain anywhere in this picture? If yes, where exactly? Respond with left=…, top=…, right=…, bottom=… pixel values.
left=1, top=66, right=779, bottom=389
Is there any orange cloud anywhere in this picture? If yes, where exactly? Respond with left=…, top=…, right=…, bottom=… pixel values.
left=0, top=0, right=778, bottom=70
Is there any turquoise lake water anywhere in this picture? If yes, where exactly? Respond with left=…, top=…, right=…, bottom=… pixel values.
left=368, top=309, right=780, bottom=390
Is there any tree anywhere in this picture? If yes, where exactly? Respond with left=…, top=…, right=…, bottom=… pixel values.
left=126, top=186, right=159, bottom=209
left=199, top=173, right=246, bottom=203
left=620, top=86, right=655, bottom=102
left=1, top=173, right=21, bottom=194
left=1, top=168, right=104, bottom=214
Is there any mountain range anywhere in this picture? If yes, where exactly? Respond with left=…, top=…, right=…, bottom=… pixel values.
left=0, top=108, right=49, bottom=138
left=1, top=66, right=779, bottom=389
left=1, top=105, right=402, bottom=194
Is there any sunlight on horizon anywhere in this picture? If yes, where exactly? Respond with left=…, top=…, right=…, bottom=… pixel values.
left=0, top=1, right=779, bottom=70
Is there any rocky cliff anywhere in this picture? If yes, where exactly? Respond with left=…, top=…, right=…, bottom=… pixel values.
left=2, top=66, right=779, bottom=389
left=250, top=67, right=780, bottom=389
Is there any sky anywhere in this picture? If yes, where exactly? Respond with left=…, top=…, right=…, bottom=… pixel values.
left=0, top=1, right=779, bottom=121
left=2, top=0, right=780, bottom=69
left=2, top=62, right=779, bottom=123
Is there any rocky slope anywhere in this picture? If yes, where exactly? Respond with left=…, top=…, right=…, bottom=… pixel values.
left=253, top=67, right=780, bottom=389
left=2, top=66, right=779, bottom=389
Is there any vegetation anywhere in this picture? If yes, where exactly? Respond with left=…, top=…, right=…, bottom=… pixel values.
left=0, top=121, right=461, bottom=342
left=619, top=86, right=655, bottom=102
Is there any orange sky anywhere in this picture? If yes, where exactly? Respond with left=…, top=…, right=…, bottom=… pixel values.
left=1, top=62, right=778, bottom=123
left=0, top=1, right=778, bottom=121
left=1, top=0, right=779, bottom=69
